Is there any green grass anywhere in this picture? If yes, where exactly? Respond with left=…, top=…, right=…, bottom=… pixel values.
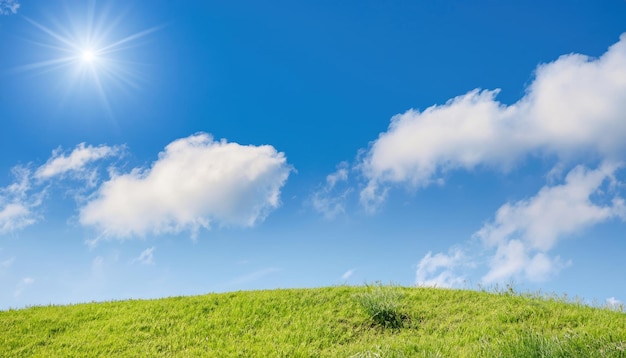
left=1, top=285, right=624, bottom=357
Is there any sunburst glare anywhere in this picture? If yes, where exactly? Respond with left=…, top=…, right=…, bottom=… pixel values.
left=81, top=49, right=96, bottom=63
left=16, top=0, right=161, bottom=117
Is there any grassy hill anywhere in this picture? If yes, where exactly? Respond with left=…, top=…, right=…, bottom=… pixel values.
left=1, top=285, right=625, bottom=357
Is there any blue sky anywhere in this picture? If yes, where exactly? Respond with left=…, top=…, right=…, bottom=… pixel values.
left=1, top=0, right=625, bottom=310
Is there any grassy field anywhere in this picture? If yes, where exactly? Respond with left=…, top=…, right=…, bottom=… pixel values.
left=1, top=285, right=625, bottom=357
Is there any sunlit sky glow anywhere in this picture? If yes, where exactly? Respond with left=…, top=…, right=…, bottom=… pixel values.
left=0, top=0, right=625, bottom=310
left=81, top=49, right=95, bottom=61
left=15, top=4, right=160, bottom=118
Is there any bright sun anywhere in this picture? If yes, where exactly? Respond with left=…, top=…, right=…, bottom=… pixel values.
left=19, top=4, right=161, bottom=116
left=81, top=50, right=96, bottom=63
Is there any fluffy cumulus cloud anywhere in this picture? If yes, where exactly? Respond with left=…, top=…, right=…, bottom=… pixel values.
left=0, top=0, right=19, bottom=15
left=34, top=143, right=122, bottom=183
left=345, top=33, right=626, bottom=285
left=359, top=34, right=626, bottom=210
left=79, top=133, right=292, bottom=240
left=416, top=248, right=467, bottom=287
left=415, top=163, right=625, bottom=286
left=476, top=163, right=623, bottom=251
left=477, top=163, right=624, bottom=283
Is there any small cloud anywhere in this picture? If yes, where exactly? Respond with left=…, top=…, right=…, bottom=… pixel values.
left=0, top=203, right=36, bottom=234
left=326, top=163, right=349, bottom=188
left=606, top=297, right=623, bottom=310
left=0, top=167, right=42, bottom=235
left=228, top=267, right=281, bottom=286
left=341, top=269, right=355, bottom=281
left=92, top=256, right=104, bottom=274
left=80, top=133, right=292, bottom=241
left=133, top=247, right=155, bottom=265
left=481, top=240, right=570, bottom=284
left=310, top=162, right=352, bottom=219
left=14, top=276, right=34, bottom=298
left=546, top=163, right=566, bottom=184
left=0, top=143, right=123, bottom=236
left=34, top=143, right=122, bottom=185
left=416, top=248, right=468, bottom=288
left=0, top=0, right=20, bottom=15
left=0, top=257, right=15, bottom=270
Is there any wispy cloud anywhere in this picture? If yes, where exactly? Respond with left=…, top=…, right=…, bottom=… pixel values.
left=228, top=267, right=281, bottom=286
left=0, top=167, right=41, bottom=235
left=0, top=203, right=35, bottom=234
left=0, top=143, right=122, bottom=235
left=133, top=247, right=155, bottom=265
left=34, top=143, right=122, bottom=184
left=0, top=257, right=15, bottom=270
left=14, top=277, right=33, bottom=298
left=358, top=34, right=626, bottom=210
left=310, top=162, right=352, bottom=219
left=80, top=133, right=292, bottom=241
left=341, top=269, right=355, bottom=281
left=91, top=256, right=105, bottom=275
left=0, top=0, right=19, bottom=15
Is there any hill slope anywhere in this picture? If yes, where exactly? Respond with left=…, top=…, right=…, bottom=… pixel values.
left=1, top=285, right=625, bottom=357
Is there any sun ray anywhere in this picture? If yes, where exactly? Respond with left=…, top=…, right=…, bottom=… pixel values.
left=16, top=2, right=161, bottom=120
left=23, top=17, right=80, bottom=51
left=98, top=25, right=163, bottom=54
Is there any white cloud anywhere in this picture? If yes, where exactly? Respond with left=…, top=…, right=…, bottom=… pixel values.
left=0, top=203, right=35, bottom=234
left=133, top=247, right=155, bottom=265
left=310, top=162, right=352, bottom=219
left=477, top=163, right=622, bottom=283
left=0, top=167, right=41, bottom=235
left=327, top=163, right=349, bottom=188
left=0, top=143, right=121, bottom=235
left=3, top=166, right=30, bottom=197
left=0, top=257, right=14, bottom=270
left=416, top=248, right=467, bottom=288
left=606, top=297, right=623, bottom=309
left=34, top=143, right=122, bottom=183
left=79, top=133, right=292, bottom=240
left=341, top=269, right=355, bottom=281
left=14, top=277, right=33, bottom=298
left=481, top=240, right=570, bottom=283
left=476, top=163, right=623, bottom=251
left=359, top=34, right=626, bottom=209
left=0, top=0, right=19, bottom=15
left=92, top=256, right=105, bottom=274
left=418, top=163, right=623, bottom=285
left=228, top=267, right=281, bottom=286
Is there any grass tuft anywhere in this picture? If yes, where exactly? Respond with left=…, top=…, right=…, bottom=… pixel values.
left=354, top=283, right=410, bottom=329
